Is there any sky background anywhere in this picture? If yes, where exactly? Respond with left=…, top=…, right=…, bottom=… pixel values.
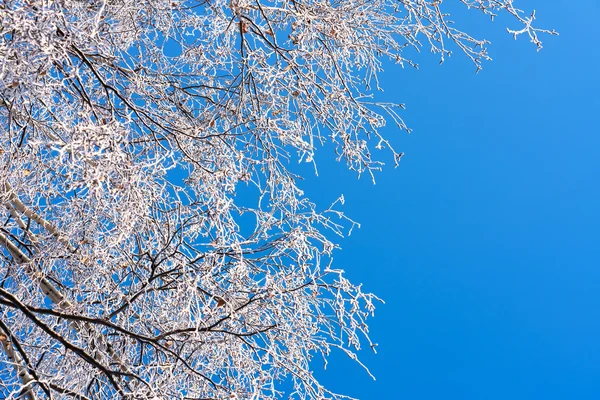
left=298, top=1, right=600, bottom=399
left=2, top=1, right=596, bottom=399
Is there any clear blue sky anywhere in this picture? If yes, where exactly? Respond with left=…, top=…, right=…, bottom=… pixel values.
left=300, top=1, right=600, bottom=399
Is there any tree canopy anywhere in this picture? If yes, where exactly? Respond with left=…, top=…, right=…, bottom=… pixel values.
left=0, top=0, right=554, bottom=398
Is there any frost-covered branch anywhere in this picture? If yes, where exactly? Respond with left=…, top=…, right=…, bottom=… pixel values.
left=0, top=0, right=553, bottom=398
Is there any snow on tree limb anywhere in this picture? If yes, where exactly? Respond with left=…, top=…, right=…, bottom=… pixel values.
left=0, top=0, right=553, bottom=398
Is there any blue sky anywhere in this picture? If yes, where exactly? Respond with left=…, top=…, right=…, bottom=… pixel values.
left=300, top=1, right=600, bottom=399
